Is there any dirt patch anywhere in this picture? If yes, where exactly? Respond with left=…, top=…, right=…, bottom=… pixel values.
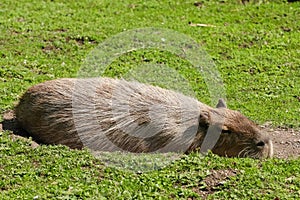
left=262, top=123, right=300, bottom=159
left=42, top=45, right=60, bottom=53
left=1, top=110, right=24, bottom=136
left=192, top=169, right=238, bottom=199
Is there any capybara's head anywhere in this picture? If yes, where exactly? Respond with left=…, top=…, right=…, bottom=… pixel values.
left=196, top=99, right=273, bottom=158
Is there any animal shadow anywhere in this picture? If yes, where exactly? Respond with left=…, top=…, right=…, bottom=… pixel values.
left=1, top=110, right=31, bottom=138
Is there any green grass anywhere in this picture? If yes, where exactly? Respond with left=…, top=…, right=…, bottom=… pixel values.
left=0, top=0, right=300, bottom=199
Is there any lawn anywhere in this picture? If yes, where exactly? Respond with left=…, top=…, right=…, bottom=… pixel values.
left=0, top=0, right=299, bottom=199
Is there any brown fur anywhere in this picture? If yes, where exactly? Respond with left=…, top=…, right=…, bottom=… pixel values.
left=15, top=78, right=273, bottom=158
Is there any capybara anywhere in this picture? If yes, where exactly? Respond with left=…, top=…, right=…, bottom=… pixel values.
left=15, top=78, right=273, bottom=158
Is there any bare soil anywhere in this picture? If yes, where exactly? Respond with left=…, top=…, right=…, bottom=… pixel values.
left=261, top=122, right=300, bottom=159
left=191, top=169, right=238, bottom=199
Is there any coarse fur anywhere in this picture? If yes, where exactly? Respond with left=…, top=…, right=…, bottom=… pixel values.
left=15, top=78, right=273, bottom=158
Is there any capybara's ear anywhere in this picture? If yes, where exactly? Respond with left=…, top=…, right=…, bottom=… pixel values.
left=216, top=98, right=227, bottom=108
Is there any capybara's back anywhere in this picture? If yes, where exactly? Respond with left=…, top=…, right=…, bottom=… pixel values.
left=16, top=78, right=273, bottom=158
left=16, top=78, right=204, bottom=152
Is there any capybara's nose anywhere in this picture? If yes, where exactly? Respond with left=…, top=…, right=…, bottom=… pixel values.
left=256, top=141, right=265, bottom=147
